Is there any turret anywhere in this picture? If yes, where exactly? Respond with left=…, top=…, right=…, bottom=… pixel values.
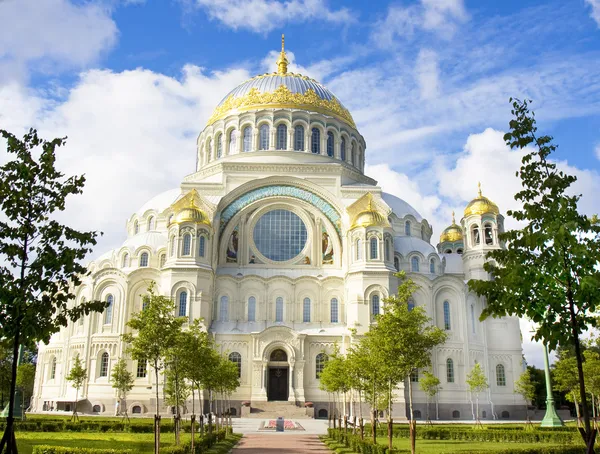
left=437, top=211, right=464, bottom=254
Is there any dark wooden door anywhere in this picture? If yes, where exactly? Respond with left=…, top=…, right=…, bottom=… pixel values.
left=268, top=367, right=288, bottom=401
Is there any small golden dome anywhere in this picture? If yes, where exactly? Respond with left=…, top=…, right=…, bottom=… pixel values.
left=351, top=194, right=390, bottom=229
left=464, top=183, right=499, bottom=217
left=276, top=34, right=289, bottom=75
left=173, top=199, right=211, bottom=226
left=440, top=212, right=463, bottom=243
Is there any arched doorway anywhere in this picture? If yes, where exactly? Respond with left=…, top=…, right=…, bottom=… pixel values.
left=267, top=349, right=289, bottom=401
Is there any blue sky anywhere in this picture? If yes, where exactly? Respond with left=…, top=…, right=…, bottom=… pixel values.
left=1, top=0, right=600, bottom=366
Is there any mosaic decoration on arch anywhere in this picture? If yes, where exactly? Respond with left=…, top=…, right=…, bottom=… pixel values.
left=322, top=226, right=334, bottom=265
left=226, top=226, right=239, bottom=263
left=220, top=185, right=341, bottom=236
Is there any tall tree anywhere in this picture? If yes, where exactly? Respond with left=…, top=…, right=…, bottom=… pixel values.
left=110, top=358, right=134, bottom=422
left=468, top=99, right=600, bottom=452
left=514, top=369, right=536, bottom=424
left=466, top=363, right=488, bottom=424
left=15, top=363, right=35, bottom=416
left=0, top=128, right=105, bottom=454
left=419, top=371, right=441, bottom=423
left=122, top=282, right=185, bottom=454
left=65, top=355, right=87, bottom=422
left=553, top=354, right=582, bottom=422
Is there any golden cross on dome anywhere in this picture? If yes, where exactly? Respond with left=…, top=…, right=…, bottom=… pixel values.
left=478, top=182, right=482, bottom=197
left=452, top=211, right=456, bottom=224
left=276, top=33, right=289, bottom=75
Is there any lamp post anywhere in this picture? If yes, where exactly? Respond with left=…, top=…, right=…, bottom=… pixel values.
left=540, top=342, right=563, bottom=427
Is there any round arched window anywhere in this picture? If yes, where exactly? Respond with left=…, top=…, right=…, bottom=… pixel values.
left=253, top=210, right=307, bottom=261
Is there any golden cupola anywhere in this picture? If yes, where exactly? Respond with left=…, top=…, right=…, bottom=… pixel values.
left=173, top=198, right=211, bottom=226
left=351, top=194, right=390, bottom=229
left=464, top=183, right=499, bottom=217
left=440, top=212, right=463, bottom=243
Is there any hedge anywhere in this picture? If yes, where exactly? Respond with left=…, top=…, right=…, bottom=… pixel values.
left=33, top=447, right=133, bottom=454
left=328, top=429, right=405, bottom=454
left=161, top=430, right=228, bottom=454
left=0, top=419, right=211, bottom=434
left=439, top=448, right=585, bottom=454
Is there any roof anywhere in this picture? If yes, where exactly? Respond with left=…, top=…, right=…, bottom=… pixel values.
left=121, top=232, right=167, bottom=252
left=393, top=236, right=437, bottom=257
left=381, top=192, right=423, bottom=221
left=136, top=188, right=181, bottom=217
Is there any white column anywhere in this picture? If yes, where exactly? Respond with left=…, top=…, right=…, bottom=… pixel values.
left=288, top=362, right=295, bottom=402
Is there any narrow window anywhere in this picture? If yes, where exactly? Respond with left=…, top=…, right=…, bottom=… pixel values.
left=356, top=239, right=363, bottom=260
left=394, top=257, right=400, bottom=271
left=79, top=298, right=85, bottom=326
left=259, top=124, right=269, bottom=150
left=473, top=225, right=481, bottom=245
left=148, top=216, right=155, bottom=231
left=207, top=138, right=212, bottom=161
left=316, top=353, right=328, bottom=379
left=248, top=297, right=256, bottom=322
left=229, top=352, right=242, bottom=378
left=199, top=236, right=206, bottom=257
left=411, top=257, right=419, bottom=272
left=429, top=259, right=435, bottom=274
left=276, top=124, right=287, bottom=150
left=122, top=253, right=129, bottom=268
left=105, top=294, right=113, bottom=324
left=178, top=291, right=187, bottom=317
left=100, top=352, right=109, bottom=377
left=303, top=297, right=311, bottom=322
left=496, top=364, right=506, bottom=386
left=330, top=298, right=339, bottom=323
left=372, top=294, right=380, bottom=316
left=326, top=131, right=334, bottom=157
left=216, top=134, right=223, bottom=158
left=170, top=235, right=176, bottom=257
left=134, top=220, right=139, bottom=234
left=228, top=129, right=236, bottom=155
left=136, top=359, right=147, bottom=378
left=294, top=125, right=305, bottom=151
left=140, top=252, right=149, bottom=267
left=350, top=144, right=354, bottom=165
left=471, top=304, right=476, bottom=334
left=311, top=128, right=320, bottom=154
left=220, top=296, right=229, bottom=321
left=405, top=221, right=411, bottom=236
left=243, top=126, right=252, bottom=152
left=385, top=240, right=390, bottom=261
left=443, top=300, right=451, bottom=330
left=447, top=358, right=454, bottom=383
left=369, top=237, right=378, bottom=260
left=159, top=254, right=166, bottom=268
left=340, top=138, right=346, bottom=161
left=408, top=298, right=415, bottom=311
left=50, top=357, right=57, bottom=379
left=410, top=369, right=419, bottom=382
left=276, top=297, right=284, bottom=322
left=182, top=234, right=191, bottom=256
left=485, top=223, right=493, bottom=245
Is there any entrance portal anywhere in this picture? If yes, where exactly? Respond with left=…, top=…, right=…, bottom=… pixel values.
left=267, top=367, right=289, bottom=401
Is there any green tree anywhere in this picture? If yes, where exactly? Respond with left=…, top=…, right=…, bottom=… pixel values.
left=320, top=345, right=351, bottom=427
left=0, top=129, right=105, bottom=453
left=467, top=99, right=600, bottom=450
left=0, top=344, right=13, bottom=410
left=110, top=358, right=134, bottom=421
left=514, top=369, right=536, bottom=423
left=164, top=330, right=191, bottom=445
left=15, top=363, right=35, bottom=415
left=122, top=282, right=185, bottom=454
left=583, top=350, right=600, bottom=420
left=466, top=363, right=488, bottom=424
left=65, top=355, right=87, bottom=422
left=553, top=353, right=582, bottom=422
left=419, top=371, right=441, bottom=422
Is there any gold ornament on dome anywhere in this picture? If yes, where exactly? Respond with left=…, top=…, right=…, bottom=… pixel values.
left=276, top=34, right=289, bottom=75
left=464, top=182, right=499, bottom=217
left=350, top=193, right=390, bottom=229
left=172, top=192, right=211, bottom=226
left=440, top=211, right=463, bottom=243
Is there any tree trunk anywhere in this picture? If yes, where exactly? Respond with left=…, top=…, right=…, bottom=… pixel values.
left=408, top=378, right=416, bottom=454
left=371, top=377, right=376, bottom=445
left=154, top=364, right=160, bottom=454
left=387, top=379, right=393, bottom=451
left=0, top=317, right=22, bottom=454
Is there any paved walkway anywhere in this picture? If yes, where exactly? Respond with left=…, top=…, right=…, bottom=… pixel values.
left=231, top=434, right=330, bottom=453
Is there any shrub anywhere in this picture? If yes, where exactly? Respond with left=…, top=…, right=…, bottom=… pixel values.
left=33, top=447, right=133, bottom=454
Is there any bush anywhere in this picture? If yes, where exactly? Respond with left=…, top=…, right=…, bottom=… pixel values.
left=161, top=430, right=229, bottom=454
left=33, top=447, right=133, bottom=454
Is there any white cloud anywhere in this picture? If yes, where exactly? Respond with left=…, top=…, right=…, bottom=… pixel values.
left=0, top=0, right=118, bottom=83
left=585, top=0, right=600, bottom=27
left=182, top=0, right=354, bottom=33
left=415, top=49, right=439, bottom=100
left=595, top=143, right=600, bottom=161
left=421, top=0, right=468, bottom=37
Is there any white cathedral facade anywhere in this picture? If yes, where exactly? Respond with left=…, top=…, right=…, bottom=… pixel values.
left=31, top=40, right=525, bottom=420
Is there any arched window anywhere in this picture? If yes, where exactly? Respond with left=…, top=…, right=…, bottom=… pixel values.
left=496, top=364, right=506, bottom=386
left=136, top=359, right=147, bottom=378
left=411, top=257, right=419, bottom=272
left=316, top=353, right=328, bottom=379
left=228, top=129, right=236, bottom=155
left=350, top=143, right=354, bottom=165
left=275, top=297, right=284, bottom=322
left=140, top=252, right=149, bottom=267
left=311, top=128, right=320, bottom=154
left=452, top=410, right=460, bottom=418
left=182, top=234, right=191, bottom=256
left=122, top=253, right=129, bottom=268
left=229, top=352, right=242, bottom=378
left=484, top=223, right=493, bottom=245
left=429, top=258, right=435, bottom=274
left=385, top=239, right=390, bottom=261
left=276, top=124, right=287, bottom=150
left=405, top=220, right=411, bottom=236
left=259, top=124, right=269, bottom=150
left=326, top=131, right=334, bottom=157
left=303, top=297, right=311, bottom=322
left=330, top=298, right=339, bottom=323
left=408, top=298, right=415, bottom=311
left=105, top=294, right=113, bottom=324
left=243, top=126, right=252, bottom=152
left=501, top=411, right=510, bottom=419
left=148, top=216, right=155, bottom=231
left=394, top=257, right=400, bottom=271
left=216, top=134, right=223, bottom=158
left=471, top=304, right=476, bottom=334
left=356, top=239, right=363, bottom=260
left=50, top=357, right=57, bottom=379
left=457, top=248, right=463, bottom=254
left=132, top=405, right=142, bottom=414
left=220, top=296, right=229, bottom=322
left=178, top=291, right=187, bottom=317
left=207, top=138, right=212, bottom=161
left=79, top=298, right=86, bottom=326
left=372, top=294, right=380, bottom=316
left=443, top=300, right=451, bottom=330
left=100, top=352, right=109, bottom=377
left=294, top=125, right=305, bottom=151
left=446, top=358, right=454, bottom=383
left=340, top=138, right=346, bottom=161
left=198, top=236, right=206, bottom=257
left=159, top=254, right=166, bottom=268
left=370, top=237, right=378, bottom=260
left=472, top=225, right=481, bottom=245
left=134, top=220, right=139, bottom=234
left=413, top=410, right=422, bottom=419
left=248, top=297, right=256, bottom=322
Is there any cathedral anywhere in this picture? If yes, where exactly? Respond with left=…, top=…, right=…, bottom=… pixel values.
left=31, top=38, right=525, bottom=420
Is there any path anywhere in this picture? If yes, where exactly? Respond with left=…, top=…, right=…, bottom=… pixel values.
left=231, top=434, right=330, bottom=453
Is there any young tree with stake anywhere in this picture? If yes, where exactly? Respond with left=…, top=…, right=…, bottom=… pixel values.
left=466, top=363, right=488, bottom=425
left=65, top=355, right=87, bottom=422
left=111, top=358, right=134, bottom=422
left=514, top=369, right=536, bottom=425
left=419, top=371, right=441, bottom=423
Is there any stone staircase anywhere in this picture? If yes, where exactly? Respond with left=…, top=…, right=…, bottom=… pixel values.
left=248, top=401, right=309, bottom=419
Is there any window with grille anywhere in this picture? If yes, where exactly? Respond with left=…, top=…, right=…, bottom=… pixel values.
left=370, top=237, right=378, bottom=259
left=294, top=126, right=304, bottom=150
left=220, top=296, right=229, bottom=321
left=229, top=352, right=241, bottom=378
left=327, top=132, right=334, bottom=157
left=275, top=297, right=283, bottom=322
left=140, top=252, right=149, bottom=267
left=243, top=127, right=252, bottom=152
left=316, top=353, right=328, bottom=379
left=259, top=124, right=269, bottom=150
left=248, top=297, right=256, bottom=322
left=447, top=358, right=454, bottom=383
left=311, top=128, right=320, bottom=153
left=105, top=295, right=113, bottom=324
left=372, top=295, right=380, bottom=316
left=303, top=297, right=311, bottom=322
left=330, top=298, right=339, bottom=323
left=443, top=301, right=451, bottom=330
left=276, top=124, right=287, bottom=150
left=178, top=292, right=187, bottom=317
left=182, top=234, right=191, bottom=256
left=496, top=364, right=506, bottom=386
left=100, top=353, right=109, bottom=377
left=136, top=359, right=147, bottom=378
